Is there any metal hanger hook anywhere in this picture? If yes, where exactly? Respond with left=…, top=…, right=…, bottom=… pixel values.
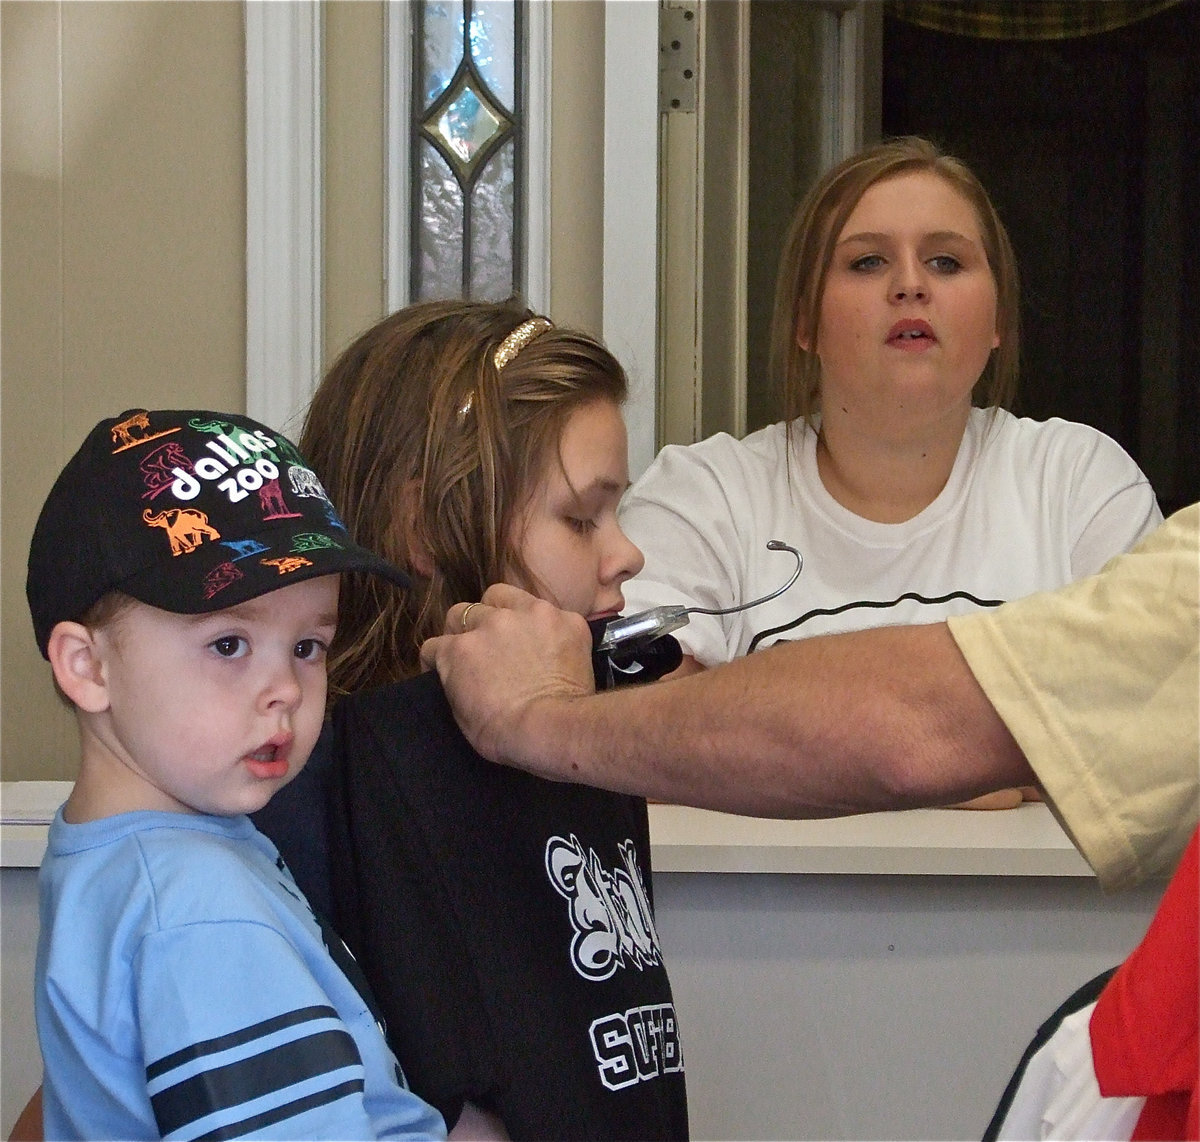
left=685, top=540, right=803, bottom=618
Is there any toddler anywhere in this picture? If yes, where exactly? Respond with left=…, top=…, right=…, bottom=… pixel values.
left=26, top=408, right=446, bottom=1141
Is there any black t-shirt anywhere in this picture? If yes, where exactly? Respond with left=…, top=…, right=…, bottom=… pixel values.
left=264, top=671, right=689, bottom=1141
left=254, top=721, right=336, bottom=919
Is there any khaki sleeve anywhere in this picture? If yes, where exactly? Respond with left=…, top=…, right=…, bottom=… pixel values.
left=948, top=506, right=1199, bottom=890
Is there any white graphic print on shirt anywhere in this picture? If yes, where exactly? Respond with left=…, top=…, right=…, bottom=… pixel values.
left=545, top=833, right=684, bottom=1092
left=544, top=834, right=662, bottom=981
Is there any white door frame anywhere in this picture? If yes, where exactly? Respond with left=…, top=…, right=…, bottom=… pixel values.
left=653, top=0, right=878, bottom=455
left=244, top=0, right=322, bottom=438
left=600, top=0, right=661, bottom=480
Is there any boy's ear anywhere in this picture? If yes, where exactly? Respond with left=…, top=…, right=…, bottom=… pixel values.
left=399, top=479, right=435, bottom=579
left=46, top=622, right=111, bottom=713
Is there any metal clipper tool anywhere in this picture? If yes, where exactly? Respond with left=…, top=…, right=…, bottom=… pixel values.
left=596, top=540, right=803, bottom=655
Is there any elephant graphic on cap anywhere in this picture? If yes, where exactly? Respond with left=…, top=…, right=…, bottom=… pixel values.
left=142, top=507, right=221, bottom=556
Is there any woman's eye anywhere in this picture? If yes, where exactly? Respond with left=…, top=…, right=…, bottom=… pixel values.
left=211, top=636, right=248, bottom=659
left=567, top=516, right=598, bottom=535
left=928, top=254, right=963, bottom=273
left=849, top=254, right=885, bottom=272
left=294, top=638, right=327, bottom=662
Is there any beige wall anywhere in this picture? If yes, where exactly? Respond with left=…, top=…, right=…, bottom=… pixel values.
left=546, top=1, right=606, bottom=334
left=323, top=1, right=387, bottom=362
left=2, top=1, right=247, bottom=780
left=2, top=1, right=606, bottom=781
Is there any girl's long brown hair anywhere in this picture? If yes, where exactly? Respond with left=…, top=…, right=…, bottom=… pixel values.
left=301, top=299, right=627, bottom=697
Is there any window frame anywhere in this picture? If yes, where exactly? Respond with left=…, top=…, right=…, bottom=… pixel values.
left=244, top=1, right=551, bottom=435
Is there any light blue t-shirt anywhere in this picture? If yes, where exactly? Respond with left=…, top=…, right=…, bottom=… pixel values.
left=36, top=808, right=446, bottom=1141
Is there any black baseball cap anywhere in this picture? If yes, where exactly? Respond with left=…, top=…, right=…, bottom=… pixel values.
left=27, top=408, right=411, bottom=658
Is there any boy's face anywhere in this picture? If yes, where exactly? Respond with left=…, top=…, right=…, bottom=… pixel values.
left=88, top=576, right=338, bottom=817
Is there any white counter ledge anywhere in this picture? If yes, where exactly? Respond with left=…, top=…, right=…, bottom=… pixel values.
left=1, top=782, right=71, bottom=868
left=648, top=800, right=1092, bottom=876
left=4, top=782, right=1089, bottom=877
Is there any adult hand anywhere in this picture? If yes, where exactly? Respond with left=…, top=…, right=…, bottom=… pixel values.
left=420, top=583, right=596, bottom=766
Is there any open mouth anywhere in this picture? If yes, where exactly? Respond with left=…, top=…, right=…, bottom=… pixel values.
left=245, top=739, right=290, bottom=779
left=888, top=322, right=936, bottom=345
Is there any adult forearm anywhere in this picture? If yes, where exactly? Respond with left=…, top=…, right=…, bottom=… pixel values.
left=504, top=622, right=1033, bottom=816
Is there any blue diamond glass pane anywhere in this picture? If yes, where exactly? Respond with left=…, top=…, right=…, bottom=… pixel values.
left=418, top=139, right=464, bottom=299
left=422, top=0, right=465, bottom=106
left=471, top=1, right=515, bottom=109
left=436, top=85, right=503, bottom=166
left=469, top=138, right=514, bottom=301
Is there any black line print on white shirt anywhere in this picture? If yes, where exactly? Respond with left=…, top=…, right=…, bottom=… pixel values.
left=746, top=589, right=1006, bottom=652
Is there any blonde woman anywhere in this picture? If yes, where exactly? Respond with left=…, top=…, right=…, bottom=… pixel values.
left=620, top=137, right=1161, bottom=808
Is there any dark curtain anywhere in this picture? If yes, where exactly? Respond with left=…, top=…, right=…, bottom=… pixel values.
left=886, top=0, right=1181, bottom=41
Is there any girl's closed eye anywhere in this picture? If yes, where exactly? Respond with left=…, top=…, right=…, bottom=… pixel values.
left=566, top=515, right=599, bottom=535
left=210, top=635, right=249, bottom=659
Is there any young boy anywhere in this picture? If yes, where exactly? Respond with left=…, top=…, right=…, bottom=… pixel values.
left=25, top=408, right=446, bottom=1141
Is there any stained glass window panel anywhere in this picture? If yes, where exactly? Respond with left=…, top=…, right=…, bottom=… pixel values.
left=433, top=79, right=506, bottom=171
left=471, top=1, right=515, bottom=106
left=469, top=137, right=514, bottom=300
left=417, top=139, right=465, bottom=301
left=422, top=1, right=464, bottom=103
left=411, top=0, right=524, bottom=301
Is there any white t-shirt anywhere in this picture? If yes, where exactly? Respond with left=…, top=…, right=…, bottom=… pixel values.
left=620, top=410, right=1162, bottom=665
left=991, top=1002, right=1144, bottom=1141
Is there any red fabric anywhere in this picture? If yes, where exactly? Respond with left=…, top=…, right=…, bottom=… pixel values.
left=1090, top=827, right=1199, bottom=1141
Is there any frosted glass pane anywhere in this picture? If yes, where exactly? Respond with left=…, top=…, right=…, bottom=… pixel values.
left=471, top=1, right=515, bottom=108
left=469, top=138, right=514, bottom=301
left=422, top=0, right=465, bottom=104
left=418, top=139, right=465, bottom=299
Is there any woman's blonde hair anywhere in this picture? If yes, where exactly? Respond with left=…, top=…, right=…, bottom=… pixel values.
left=301, top=299, right=628, bottom=696
left=769, top=135, right=1021, bottom=427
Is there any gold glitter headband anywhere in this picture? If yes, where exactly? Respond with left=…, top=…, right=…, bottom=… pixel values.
left=458, top=317, right=555, bottom=422
left=493, top=316, right=553, bottom=371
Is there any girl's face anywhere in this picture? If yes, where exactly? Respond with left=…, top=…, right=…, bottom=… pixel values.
left=511, top=399, right=645, bottom=620
left=812, top=169, right=1000, bottom=434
